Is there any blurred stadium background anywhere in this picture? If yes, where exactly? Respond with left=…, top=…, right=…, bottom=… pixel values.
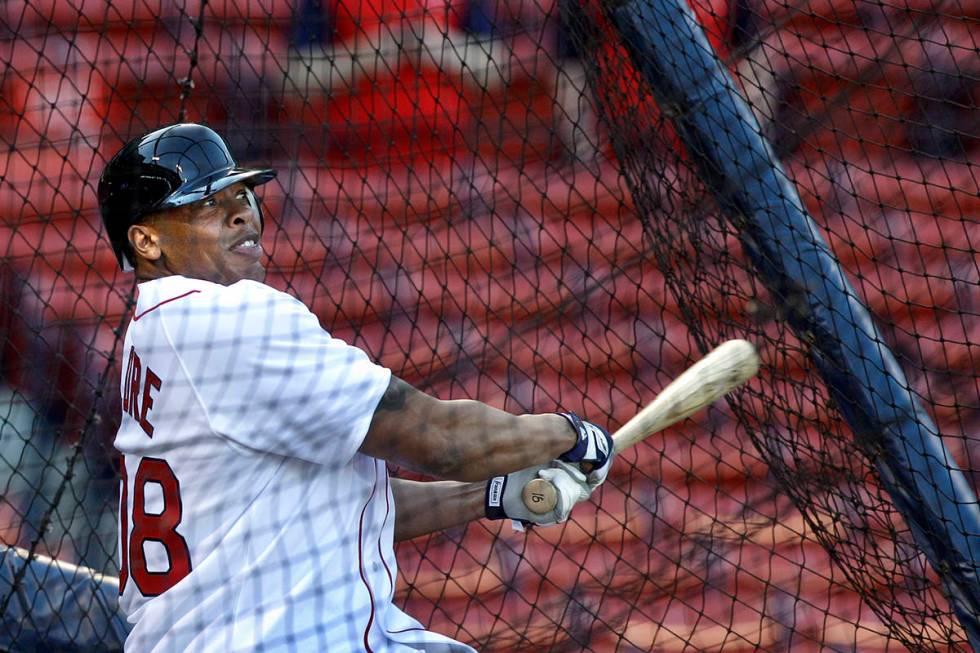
left=0, top=0, right=976, bottom=650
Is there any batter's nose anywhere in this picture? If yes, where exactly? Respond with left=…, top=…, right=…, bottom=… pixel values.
left=228, top=197, right=258, bottom=231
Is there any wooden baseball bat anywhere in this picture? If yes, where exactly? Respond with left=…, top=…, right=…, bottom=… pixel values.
left=521, top=339, right=761, bottom=514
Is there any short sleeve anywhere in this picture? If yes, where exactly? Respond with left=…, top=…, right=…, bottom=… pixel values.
left=161, top=280, right=392, bottom=466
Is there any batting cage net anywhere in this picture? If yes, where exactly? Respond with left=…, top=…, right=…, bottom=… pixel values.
left=0, top=0, right=977, bottom=651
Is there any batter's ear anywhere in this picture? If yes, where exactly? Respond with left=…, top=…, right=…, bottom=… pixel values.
left=128, top=223, right=162, bottom=262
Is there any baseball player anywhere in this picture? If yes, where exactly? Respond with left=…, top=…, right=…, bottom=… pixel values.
left=98, top=123, right=615, bottom=652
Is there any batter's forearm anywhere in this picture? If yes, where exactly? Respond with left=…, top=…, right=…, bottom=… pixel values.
left=390, top=478, right=486, bottom=541
left=438, top=407, right=575, bottom=480
left=362, top=377, right=577, bottom=481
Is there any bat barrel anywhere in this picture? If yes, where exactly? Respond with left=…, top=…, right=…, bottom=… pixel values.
left=523, top=339, right=760, bottom=514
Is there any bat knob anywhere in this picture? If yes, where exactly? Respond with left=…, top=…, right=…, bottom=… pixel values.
left=522, top=478, right=558, bottom=515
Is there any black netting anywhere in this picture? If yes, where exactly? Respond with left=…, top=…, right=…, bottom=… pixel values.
left=0, top=0, right=976, bottom=650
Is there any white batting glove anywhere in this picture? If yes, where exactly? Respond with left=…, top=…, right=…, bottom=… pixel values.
left=584, top=453, right=615, bottom=493
left=485, top=461, right=590, bottom=527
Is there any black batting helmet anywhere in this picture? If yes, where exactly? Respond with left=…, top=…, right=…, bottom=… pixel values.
left=98, top=123, right=277, bottom=271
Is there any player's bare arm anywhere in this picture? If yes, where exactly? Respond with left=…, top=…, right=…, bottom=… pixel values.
left=361, top=376, right=578, bottom=482
left=390, top=479, right=486, bottom=541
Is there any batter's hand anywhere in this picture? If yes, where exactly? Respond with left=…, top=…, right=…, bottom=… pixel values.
left=485, top=461, right=590, bottom=526
left=558, top=412, right=615, bottom=491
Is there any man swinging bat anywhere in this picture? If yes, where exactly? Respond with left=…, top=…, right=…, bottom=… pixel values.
left=98, top=123, right=615, bottom=652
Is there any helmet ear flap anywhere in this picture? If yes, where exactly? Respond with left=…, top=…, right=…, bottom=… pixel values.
left=244, top=187, right=263, bottom=232
left=121, top=250, right=135, bottom=273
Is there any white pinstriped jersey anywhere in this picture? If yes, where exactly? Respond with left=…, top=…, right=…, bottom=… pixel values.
left=115, top=275, right=475, bottom=652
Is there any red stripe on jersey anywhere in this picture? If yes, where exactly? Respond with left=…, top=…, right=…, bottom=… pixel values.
left=133, top=290, right=201, bottom=321
left=386, top=627, right=426, bottom=635
left=358, top=461, right=381, bottom=653
left=377, top=470, right=394, bottom=594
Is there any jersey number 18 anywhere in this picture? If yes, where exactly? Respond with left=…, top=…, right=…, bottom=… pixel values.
left=119, top=457, right=193, bottom=596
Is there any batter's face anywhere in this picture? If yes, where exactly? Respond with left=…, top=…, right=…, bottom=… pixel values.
left=129, top=182, right=266, bottom=285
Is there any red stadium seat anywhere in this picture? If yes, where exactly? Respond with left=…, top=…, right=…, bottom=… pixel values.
left=279, top=0, right=471, bottom=159
left=326, top=0, right=464, bottom=42
left=531, top=164, right=634, bottom=225
left=728, top=539, right=834, bottom=594
left=0, top=212, right=106, bottom=267
left=760, top=19, right=977, bottom=162
left=754, top=27, right=919, bottom=101
left=0, top=34, right=107, bottom=144
left=877, top=0, right=980, bottom=18
left=686, top=0, right=735, bottom=57
left=279, top=63, right=470, bottom=161
left=203, top=0, right=299, bottom=22
left=90, top=28, right=222, bottom=134
left=0, top=144, right=95, bottom=222
left=753, top=0, right=864, bottom=33
left=894, top=309, right=979, bottom=373
left=629, top=422, right=770, bottom=485
left=270, top=159, right=459, bottom=225
left=12, top=244, right=127, bottom=326
left=2, top=236, right=126, bottom=424
left=13, top=0, right=181, bottom=31
left=461, top=311, right=690, bottom=403
left=843, top=159, right=980, bottom=222
left=399, top=542, right=510, bottom=602
left=802, top=94, right=916, bottom=160
left=193, top=22, right=290, bottom=89
left=264, top=258, right=403, bottom=331
left=851, top=261, right=963, bottom=319
left=263, top=219, right=349, bottom=271
left=768, top=23, right=886, bottom=83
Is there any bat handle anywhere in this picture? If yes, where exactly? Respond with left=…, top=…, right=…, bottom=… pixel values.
left=522, top=477, right=559, bottom=515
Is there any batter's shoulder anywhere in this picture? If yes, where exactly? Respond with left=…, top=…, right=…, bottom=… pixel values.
left=143, top=278, right=320, bottom=351
left=198, top=279, right=315, bottom=326
left=221, top=279, right=308, bottom=310
left=136, top=276, right=311, bottom=330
